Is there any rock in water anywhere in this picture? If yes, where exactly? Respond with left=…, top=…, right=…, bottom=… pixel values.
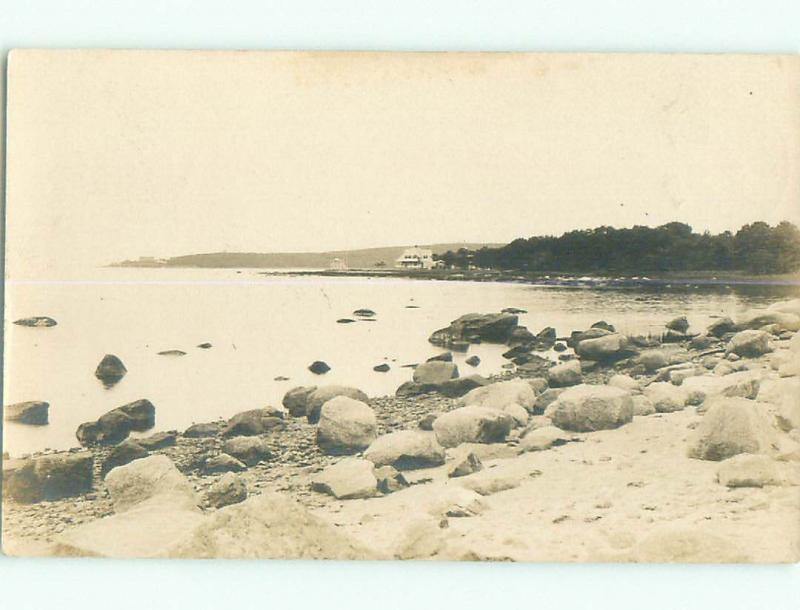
left=221, top=437, right=273, bottom=466
left=547, top=360, right=582, bottom=388
left=305, top=385, right=369, bottom=424
left=457, top=379, right=536, bottom=412
left=373, top=363, right=391, bottom=372
left=220, top=408, right=286, bottom=437
left=427, top=352, right=453, bottom=362
left=465, top=355, right=481, bottom=367
left=432, top=406, right=513, bottom=448
left=687, top=397, right=781, bottom=461
left=101, top=440, right=149, bottom=476
left=725, top=330, right=772, bottom=358
left=428, top=312, right=519, bottom=347
left=412, top=361, right=459, bottom=385
left=282, top=385, right=318, bottom=417
left=316, top=396, right=377, bottom=454
left=6, top=451, right=94, bottom=503
left=76, top=399, right=156, bottom=447
left=308, top=361, right=331, bottom=374
left=205, top=473, right=248, bottom=508
left=546, top=384, right=634, bottom=432
left=94, top=354, right=127, bottom=386
left=13, top=316, right=57, bottom=327
left=364, top=430, right=446, bottom=470
left=4, top=401, right=49, bottom=425
left=105, top=455, right=198, bottom=513
left=157, top=350, right=187, bottom=356
left=197, top=342, right=213, bottom=349
left=311, top=458, right=378, bottom=499
left=353, top=308, right=376, bottom=317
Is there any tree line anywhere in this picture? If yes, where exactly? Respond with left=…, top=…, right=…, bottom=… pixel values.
left=435, top=221, right=800, bottom=275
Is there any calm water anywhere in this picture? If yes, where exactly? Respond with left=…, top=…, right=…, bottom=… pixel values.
left=4, top=268, right=799, bottom=456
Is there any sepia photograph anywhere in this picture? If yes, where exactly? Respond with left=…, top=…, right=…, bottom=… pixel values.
left=2, top=49, right=799, bottom=563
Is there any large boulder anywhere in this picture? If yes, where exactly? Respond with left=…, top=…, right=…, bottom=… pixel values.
left=220, top=408, right=286, bottom=437
left=306, top=385, right=369, bottom=424
left=101, top=440, right=148, bottom=476
left=94, top=354, right=127, bottom=385
left=546, top=384, right=634, bottom=432
left=5, top=451, right=93, bottom=503
left=316, top=396, right=377, bottom=454
left=364, top=430, right=446, bottom=470
left=437, top=375, right=491, bottom=398
left=682, top=370, right=762, bottom=410
left=716, top=454, right=795, bottom=488
left=726, top=330, right=772, bottom=358
left=311, top=458, right=378, bottom=499
left=736, top=310, right=800, bottom=332
left=4, top=400, right=49, bottom=425
left=412, top=361, right=459, bottom=385
left=575, top=333, right=631, bottom=361
left=166, top=493, right=374, bottom=559
left=221, top=436, right=273, bottom=466
left=547, top=360, right=582, bottom=388
left=687, top=397, right=781, bottom=461
left=643, top=382, right=689, bottom=413
left=429, top=312, right=519, bottom=346
left=457, top=379, right=536, bottom=412
left=638, top=349, right=670, bottom=372
left=281, top=385, right=317, bottom=417
left=205, top=473, right=248, bottom=508
left=707, top=317, right=737, bottom=338
left=432, top=406, right=513, bottom=448
left=76, top=399, right=156, bottom=446
left=105, top=454, right=198, bottom=513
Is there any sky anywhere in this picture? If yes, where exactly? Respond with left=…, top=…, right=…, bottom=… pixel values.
left=5, top=50, right=800, bottom=277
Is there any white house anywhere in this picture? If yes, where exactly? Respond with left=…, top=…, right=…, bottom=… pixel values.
left=395, top=247, right=434, bottom=269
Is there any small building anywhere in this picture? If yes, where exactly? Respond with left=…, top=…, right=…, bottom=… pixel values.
left=395, top=247, right=435, bottom=270
left=329, top=257, right=347, bottom=270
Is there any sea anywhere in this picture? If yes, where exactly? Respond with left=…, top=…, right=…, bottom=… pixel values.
left=3, top=267, right=799, bottom=456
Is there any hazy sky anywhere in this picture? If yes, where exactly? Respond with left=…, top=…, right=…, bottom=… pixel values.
left=6, top=51, right=800, bottom=276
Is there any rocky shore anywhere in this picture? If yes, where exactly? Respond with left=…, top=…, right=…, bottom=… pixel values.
left=3, top=299, right=800, bottom=561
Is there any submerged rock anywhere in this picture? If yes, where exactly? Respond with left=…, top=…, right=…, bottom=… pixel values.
left=373, top=363, right=391, bottom=372
left=308, top=361, right=331, bottom=375
left=13, top=316, right=57, bottom=327
left=4, top=400, right=49, bottom=425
